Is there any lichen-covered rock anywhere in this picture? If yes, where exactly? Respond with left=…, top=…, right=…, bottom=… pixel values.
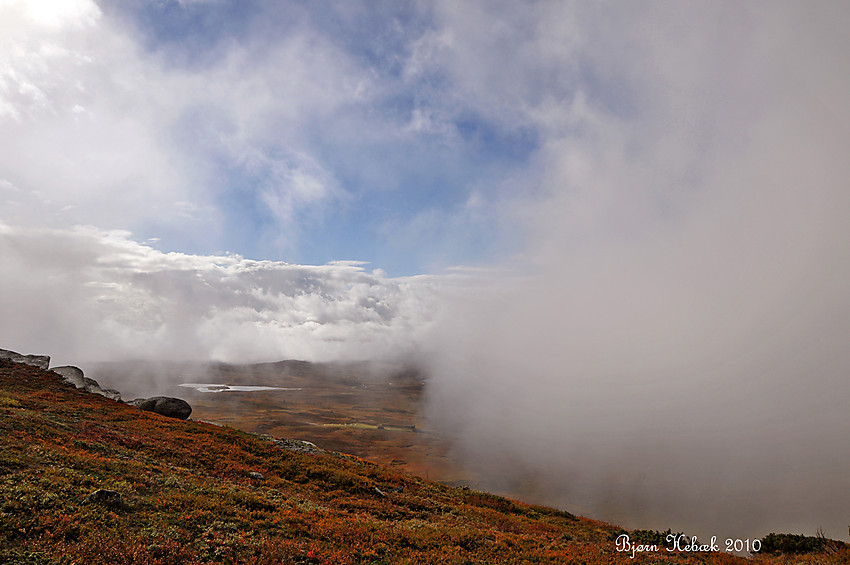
left=81, top=377, right=103, bottom=394
left=52, top=366, right=122, bottom=402
left=100, top=388, right=122, bottom=401
left=0, top=348, right=50, bottom=370
left=133, top=396, right=192, bottom=420
left=51, top=366, right=86, bottom=388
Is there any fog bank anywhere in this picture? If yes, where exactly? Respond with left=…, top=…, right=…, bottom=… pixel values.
left=423, top=1, right=850, bottom=542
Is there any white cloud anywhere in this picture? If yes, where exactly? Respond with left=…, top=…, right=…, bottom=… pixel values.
left=0, top=223, right=443, bottom=367
left=0, top=1, right=539, bottom=272
left=408, top=0, right=584, bottom=129
left=255, top=152, right=342, bottom=240
left=0, top=1, right=381, bottom=252
left=0, top=0, right=204, bottom=235
left=0, top=0, right=100, bottom=31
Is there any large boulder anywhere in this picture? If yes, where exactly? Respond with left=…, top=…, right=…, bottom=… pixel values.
left=0, top=348, right=50, bottom=370
left=51, top=366, right=86, bottom=388
left=132, top=396, right=192, bottom=420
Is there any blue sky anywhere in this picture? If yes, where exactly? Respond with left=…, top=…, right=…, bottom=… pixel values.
left=71, top=0, right=547, bottom=275
left=0, top=0, right=652, bottom=277
left=3, top=0, right=595, bottom=364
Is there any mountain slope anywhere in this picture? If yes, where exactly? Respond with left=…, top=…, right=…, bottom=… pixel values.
left=0, top=359, right=844, bottom=564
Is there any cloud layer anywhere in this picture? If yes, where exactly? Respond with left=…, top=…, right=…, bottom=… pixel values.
left=0, top=222, right=443, bottom=368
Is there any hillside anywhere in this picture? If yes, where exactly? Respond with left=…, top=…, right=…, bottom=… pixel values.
left=90, top=359, right=469, bottom=485
left=1, top=359, right=846, bottom=564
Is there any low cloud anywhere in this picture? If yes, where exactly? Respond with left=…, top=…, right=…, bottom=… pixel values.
left=0, top=223, right=442, bottom=369
left=422, top=0, right=850, bottom=543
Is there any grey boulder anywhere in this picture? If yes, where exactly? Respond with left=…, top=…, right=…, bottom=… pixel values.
left=100, top=388, right=123, bottom=401
left=132, top=396, right=192, bottom=420
left=51, top=366, right=86, bottom=388
left=52, top=365, right=122, bottom=402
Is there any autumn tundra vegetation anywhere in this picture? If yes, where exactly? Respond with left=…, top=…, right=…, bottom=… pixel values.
left=0, top=358, right=847, bottom=564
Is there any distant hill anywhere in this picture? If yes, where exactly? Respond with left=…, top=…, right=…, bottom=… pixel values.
left=1, top=358, right=847, bottom=564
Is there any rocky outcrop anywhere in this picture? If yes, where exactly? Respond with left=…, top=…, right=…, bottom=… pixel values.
left=52, top=365, right=122, bottom=402
left=3, top=345, right=191, bottom=420
left=1, top=347, right=122, bottom=402
left=0, top=348, right=50, bottom=370
left=132, top=396, right=192, bottom=420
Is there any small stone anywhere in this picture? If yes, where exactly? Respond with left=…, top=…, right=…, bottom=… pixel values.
left=247, top=471, right=264, bottom=480
left=268, top=437, right=324, bottom=455
left=88, top=489, right=122, bottom=507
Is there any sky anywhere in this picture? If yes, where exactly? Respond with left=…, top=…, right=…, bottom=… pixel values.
left=3, top=0, right=850, bottom=546
left=1, top=0, right=538, bottom=277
